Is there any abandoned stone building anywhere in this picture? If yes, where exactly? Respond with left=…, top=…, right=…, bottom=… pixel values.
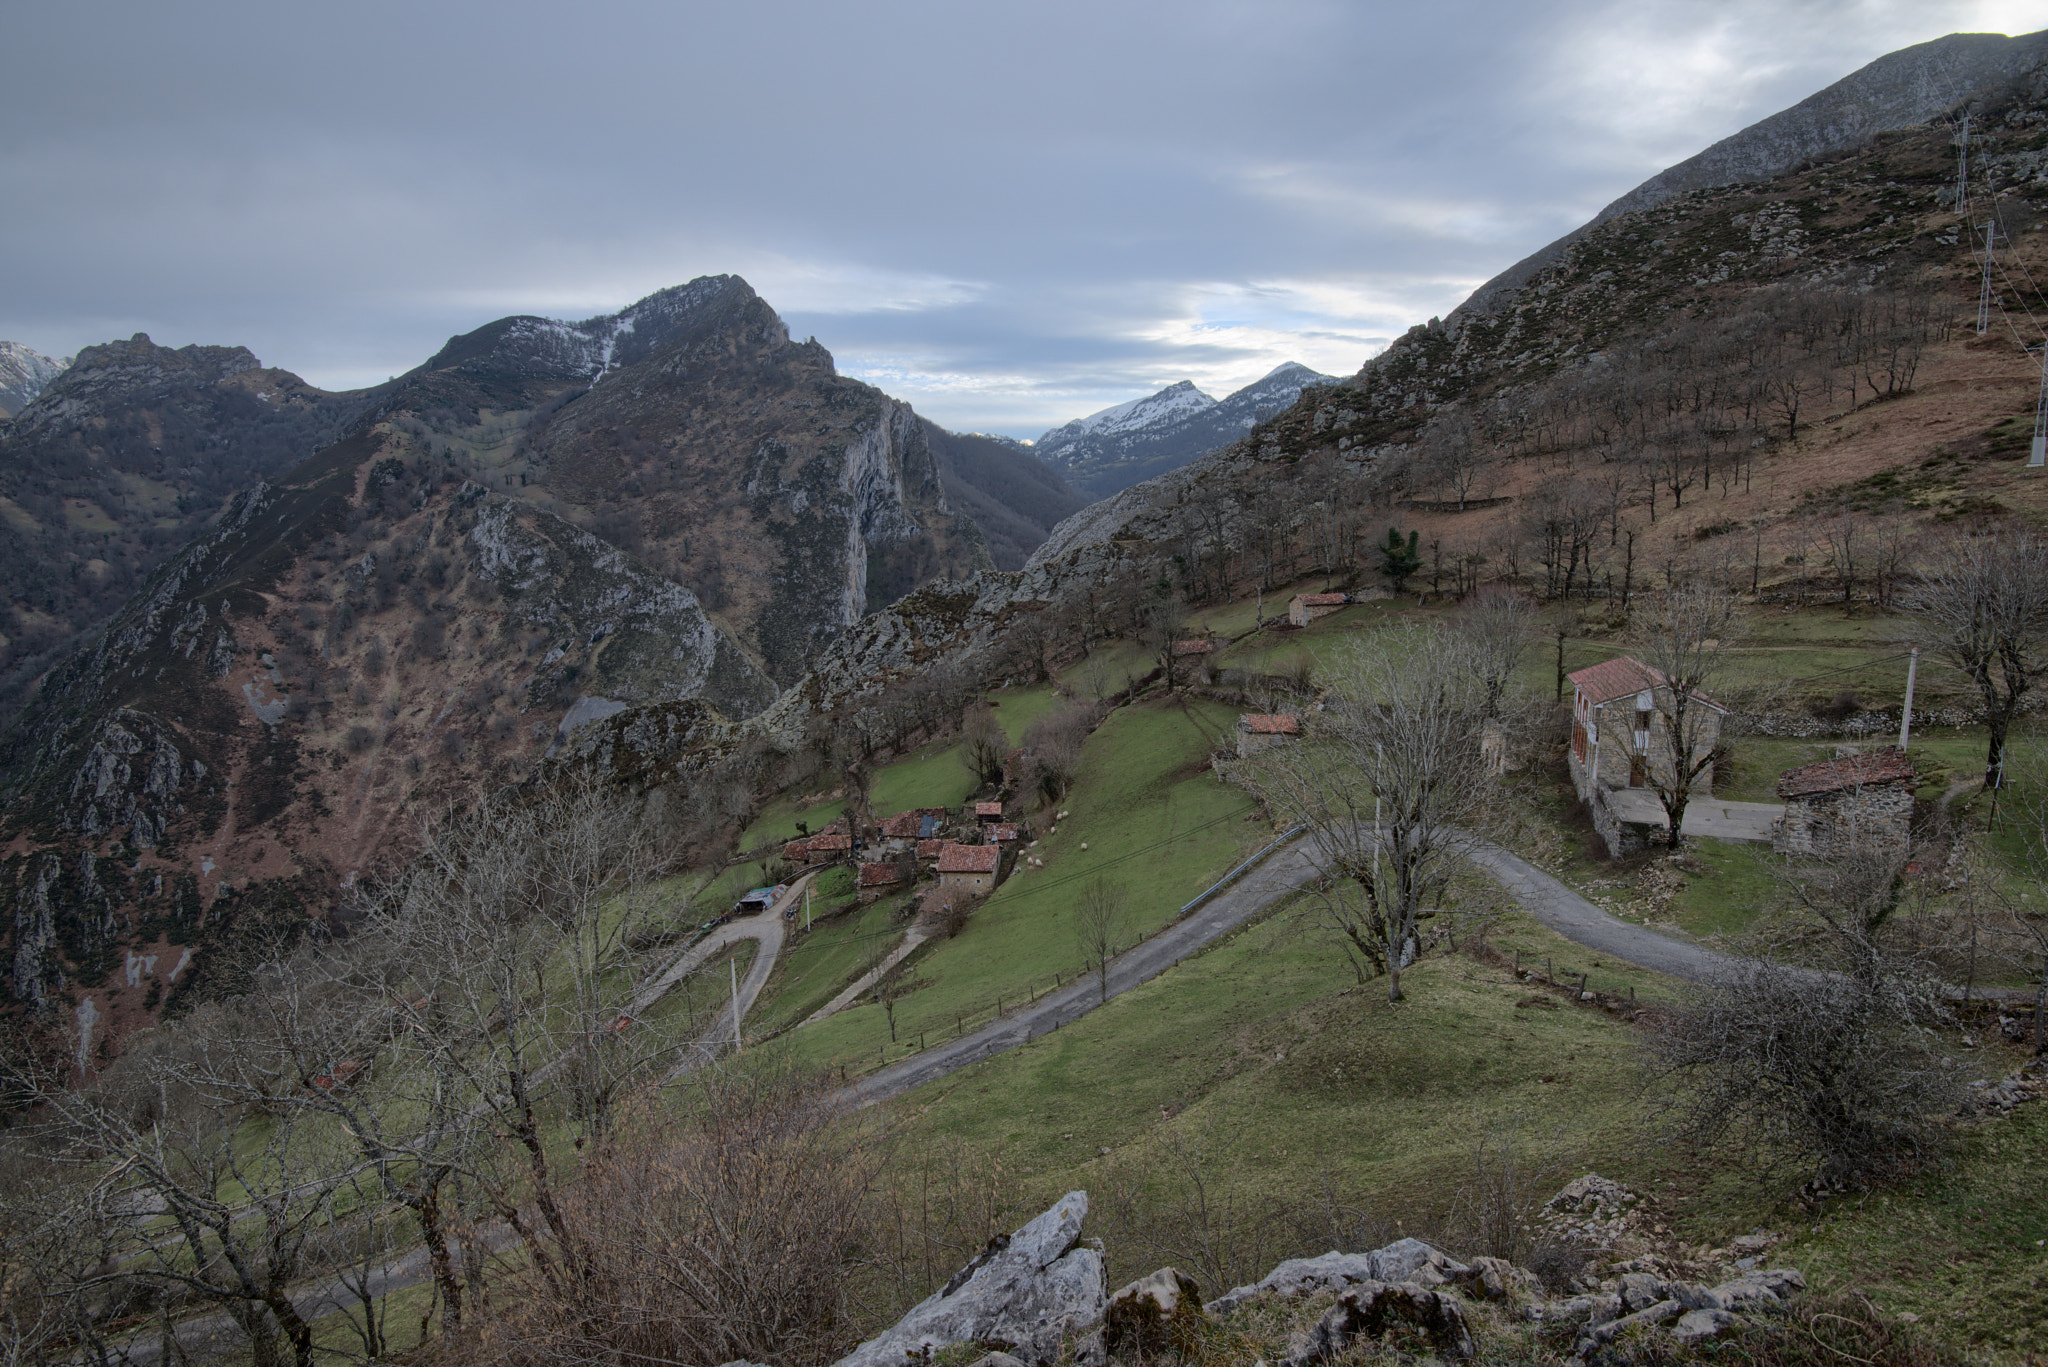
left=1772, top=747, right=1917, bottom=854
left=1236, top=712, right=1301, bottom=758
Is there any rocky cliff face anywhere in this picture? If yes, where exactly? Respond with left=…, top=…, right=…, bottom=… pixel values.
left=0, top=424, right=774, bottom=1027
left=522, top=276, right=1000, bottom=685
left=0, top=335, right=382, bottom=732
left=0, top=342, right=67, bottom=418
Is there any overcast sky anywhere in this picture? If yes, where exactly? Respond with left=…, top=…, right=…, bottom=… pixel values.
left=1, top=1, right=2038, bottom=437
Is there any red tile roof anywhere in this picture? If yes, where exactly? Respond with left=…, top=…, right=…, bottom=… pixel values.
left=782, top=839, right=812, bottom=860
left=858, top=862, right=907, bottom=886
left=988, top=823, right=1020, bottom=842
left=916, top=838, right=946, bottom=859
left=1173, top=639, right=1217, bottom=655
left=1778, top=747, right=1917, bottom=799
left=937, top=843, right=1001, bottom=874
left=1239, top=713, right=1301, bottom=735
left=877, top=812, right=923, bottom=838
left=975, top=801, right=1005, bottom=818
left=808, top=830, right=852, bottom=852
left=1567, top=655, right=1727, bottom=712
left=1294, top=592, right=1348, bottom=607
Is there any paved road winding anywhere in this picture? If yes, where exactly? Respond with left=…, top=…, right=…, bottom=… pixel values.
left=844, top=831, right=1733, bottom=1108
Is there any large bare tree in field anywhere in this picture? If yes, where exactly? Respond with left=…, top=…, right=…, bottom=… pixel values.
left=1075, top=877, right=1127, bottom=1004
left=1628, top=587, right=1742, bottom=848
left=1900, top=527, right=2048, bottom=789
left=1247, top=626, right=1494, bottom=1002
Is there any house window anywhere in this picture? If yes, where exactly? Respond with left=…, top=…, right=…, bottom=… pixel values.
left=1629, top=753, right=1647, bottom=787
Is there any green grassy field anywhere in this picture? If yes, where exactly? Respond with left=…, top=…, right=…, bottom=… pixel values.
left=774, top=697, right=1270, bottom=1072
left=871, top=741, right=977, bottom=814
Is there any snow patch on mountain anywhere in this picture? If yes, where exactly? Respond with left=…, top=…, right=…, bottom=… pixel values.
left=1028, top=363, right=1335, bottom=498
left=0, top=342, right=72, bottom=419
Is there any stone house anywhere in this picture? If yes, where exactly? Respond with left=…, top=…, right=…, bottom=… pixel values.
left=857, top=861, right=912, bottom=902
left=805, top=828, right=854, bottom=859
left=936, top=842, right=1002, bottom=896
left=987, top=822, right=1021, bottom=843
left=1172, top=638, right=1218, bottom=659
left=1288, top=592, right=1348, bottom=627
left=1237, top=712, right=1301, bottom=758
left=1772, top=747, right=1917, bottom=855
left=974, top=800, right=1005, bottom=822
left=1567, top=656, right=1725, bottom=801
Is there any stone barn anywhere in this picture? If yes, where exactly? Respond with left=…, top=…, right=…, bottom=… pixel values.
left=1772, top=747, right=1917, bottom=855
left=1237, top=712, right=1301, bottom=757
left=937, top=842, right=1002, bottom=896
left=1288, top=592, right=1348, bottom=626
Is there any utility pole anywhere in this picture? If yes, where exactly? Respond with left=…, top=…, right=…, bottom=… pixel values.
left=1898, top=647, right=1919, bottom=751
left=1978, top=220, right=1999, bottom=336
left=804, top=878, right=812, bottom=930
left=730, top=956, right=742, bottom=1053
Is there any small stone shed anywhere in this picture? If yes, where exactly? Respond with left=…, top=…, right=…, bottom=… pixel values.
left=1172, top=638, right=1218, bottom=658
left=1289, top=592, right=1348, bottom=627
left=1773, top=747, right=1917, bottom=855
left=1237, top=712, right=1301, bottom=758
left=936, top=842, right=1002, bottom=896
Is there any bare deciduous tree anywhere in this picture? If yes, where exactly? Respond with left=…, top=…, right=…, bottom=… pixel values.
left=960, top=703, right=1008, bottom=791
left=1245, top=627, right=1494, bottom=1001
left=1076, top=877, right=1127, bottom=1004
left=478, top=1059, right=884, bottom=1367
left=1647, top=831, right=1963, bottom=1187
left=1900, top=527, right=2048, bottom=789
left=1628, top=587, right=1742, bottom=848
left=1448, top=584, right=1538, bottom=722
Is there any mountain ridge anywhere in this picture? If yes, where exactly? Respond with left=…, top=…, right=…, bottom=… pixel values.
left=1031, top=362, right=1336, bottom=498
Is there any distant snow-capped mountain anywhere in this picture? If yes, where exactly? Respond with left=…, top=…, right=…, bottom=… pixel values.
left=1034, top=363, right=1335, bottom=498
left=0, top=342, right=70, bottom=418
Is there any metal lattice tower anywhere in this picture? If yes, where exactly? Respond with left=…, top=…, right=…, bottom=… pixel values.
left=2032, top=343, right=2047, bottom=468
left=1979, top=221, right=2000, bottom=336
left=1956, top=112, right=1972, bottom=217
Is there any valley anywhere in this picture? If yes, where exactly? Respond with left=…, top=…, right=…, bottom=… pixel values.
left=7, top=25, right=2048, bottom=1367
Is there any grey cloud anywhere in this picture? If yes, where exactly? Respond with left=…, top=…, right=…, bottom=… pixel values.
left=0, top=0, right=2017, bottom=434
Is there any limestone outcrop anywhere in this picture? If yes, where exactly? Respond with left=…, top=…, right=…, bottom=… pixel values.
left=829, top=1191, right=1105, bottom=1367
left=844, top=1181, right=1816, bottom=1366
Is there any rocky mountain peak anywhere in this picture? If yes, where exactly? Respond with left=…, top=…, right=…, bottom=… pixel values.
left=415, top=275, right=796, bottom=397
left=9, top=334, right=269, bottom=438
left=0, top=342, right=69, bottom=419
left=1029, top=364, right=1335, bottom=498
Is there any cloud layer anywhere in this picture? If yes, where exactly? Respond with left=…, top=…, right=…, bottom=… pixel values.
left=0, top=0, right=2029, bottom=435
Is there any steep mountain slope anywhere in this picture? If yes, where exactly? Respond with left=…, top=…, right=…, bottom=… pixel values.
left=742, top=33, right=2048, bottom=746
left=0, top=336, right=383, bottom=729
left=924, top=426, right=1088, bottom=570
left=1460, top=27, right=2048, bottom=317
left=0, top=342, right=67, bottom=417
left=1034, top=363, right=1335, bottom=497
left=0, top=414, right=775, bottom=1034
left=0, top=276, right=1079, bottom=1048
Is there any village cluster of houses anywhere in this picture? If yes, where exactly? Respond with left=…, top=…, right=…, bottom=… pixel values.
left=779, top=800, right=1029, bottom=905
